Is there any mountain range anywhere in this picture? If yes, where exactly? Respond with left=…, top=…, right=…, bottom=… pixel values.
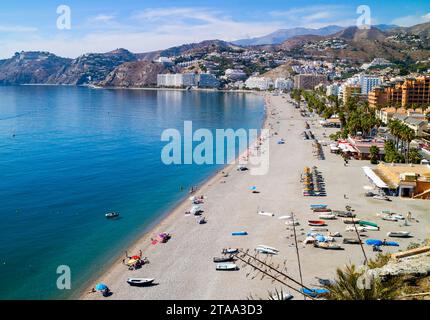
left=1, top=22, right=430, bottom=87
left=232, top=24, right=399, bottom=46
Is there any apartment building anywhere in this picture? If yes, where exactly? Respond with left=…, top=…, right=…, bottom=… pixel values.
left=293, top=74, right=328, bottom=90
left=245, top=77, right=274, bottom=90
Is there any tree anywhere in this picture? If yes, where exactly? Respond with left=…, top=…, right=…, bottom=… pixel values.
left=369, top=146, right=380, bottom=164
left=408, top=148, right=423, bottom=164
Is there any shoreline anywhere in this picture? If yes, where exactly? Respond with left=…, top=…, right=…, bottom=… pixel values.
left=77, top=92, right=270, bottom=299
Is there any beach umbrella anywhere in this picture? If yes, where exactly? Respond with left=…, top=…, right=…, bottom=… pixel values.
left=95, top=283, right=108, bottom=291
left=131, top=255, right=141, bottom=260
left=249, top=186, right=257, bottom=191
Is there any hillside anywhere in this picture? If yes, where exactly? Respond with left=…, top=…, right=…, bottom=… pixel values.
left=98, top=61, right=171, bottom=87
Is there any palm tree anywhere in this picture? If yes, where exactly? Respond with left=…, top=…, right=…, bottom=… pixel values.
left=369, top=146, right=380, bottom=164
left=402, top=126, right=416, bottom=163
left=322, top=264, right=400, bottom=300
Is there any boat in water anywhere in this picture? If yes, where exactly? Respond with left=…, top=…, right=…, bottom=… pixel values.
left=126, top=278, right=155, bottom=287
left=215, top=263, right=238, bottom=271
left=105, top=212, right=120, bottom=218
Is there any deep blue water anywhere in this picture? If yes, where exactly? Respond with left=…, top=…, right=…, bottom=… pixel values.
left=0, top=86, right=264, bottom=299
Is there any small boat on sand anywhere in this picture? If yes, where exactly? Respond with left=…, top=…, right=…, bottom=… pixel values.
left=258, top=211, right=275, bottom=217
left=346, top=226, right=366, bottom=232
left=310, top=227, right=328, bottom=232
left=126, top=278, right=155, bottom=287
left=382, top=215, right=398, bottom=222
left=256, top=247, right=278, bottom=255
left=359, top=220, right=379, bottom=229
left=232, top=231, right=248, bottom=236
left=278, top=215, right=293, bottom=220
left=216, top=263, right=238, bottom=271
left=312, top=208, right=332, bottom=213
left=257, top=245, right=279, bottom=252
left=343, top=218, right=359, bottom=224
left=334, top=211, right=356, bottom=218
left=308, top=220, right=326, bottom=227
left=213, top=256, right=235, bottom=263
left=343, top=238, right=361, bottom=245
left=319, top=213, right=336, bottom=220
left=365, top=239, right=399, bottom=247
left=363, top=226, right=379, bottom=231
left=222, top=248, right=239, bottom=255
left=285, top=220, right=300, bottom=226
left=314, top=242, right=342, bottom=250
left=387, top=231, right=411, bottom=238
left=373, top=195, right=391, bottom=201
left=310, top=205, right=328, bottom=209
left=105, top=212, right=120, bottom=218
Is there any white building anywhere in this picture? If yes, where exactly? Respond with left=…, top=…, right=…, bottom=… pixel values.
left=155, top=57, right=173, bottom=66
left=157, top=73, right=197, bottom=87
left=358, top=75, right=382, bottom=95
left=224, top=69, right=247, bottom=81
left=326, top=83, right=340, bottom=97
left=245, top=77, right=274, bottom=90
left=274, top=78, right=294, bottom=91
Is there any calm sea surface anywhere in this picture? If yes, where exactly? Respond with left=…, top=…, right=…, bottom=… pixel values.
left=0, top=86, right=264, bottom=299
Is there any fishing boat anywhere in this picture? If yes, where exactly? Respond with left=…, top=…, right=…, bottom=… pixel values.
left=312, top=208, right=332, bottom=213
left=310, top=227, right=328, bottom=232
left=308, top=220, right=326, bottom=227
left=126, top=278, right=155, bottom=287
left=213, top=256, right=235, bottom=263
left=278, top=215, right=293, bottom=220
left=285, top=220, right=300, bottom=226
left=256, top=247, right=278, bottom=255
left=197, top=216, right=206, bottom=224
left=270, top=292, right=294, bottom=300
left=393, top=214, right=405, bottom=220
left=257, top=245, right=279, bottom=252
left=363, top=226, right=379, bottom=231
left=222, top=248, right=239, bottom=255
left=258, top=211, right=275, bottom=217
left=359, top=220, right=379, bottom=229
left=319, top=213, right=336, bottom=220
left=345, top=226, right=366, bottom=232
left=334, top=211, right=356, bottom=218
left=310, top=204, right=327, bottom=209
left=387, top=231, right=411, bottom=238
left=314, top=242, right=342, bottom=250
left=343, top=238, right=362, bottom=245
left=232, top=231, right=248, bottom=236
left=105, top=212, right=120, bottom=218
left=215, top=263, right=238, bottom=271
left=343, top=218, right=359, bottom=224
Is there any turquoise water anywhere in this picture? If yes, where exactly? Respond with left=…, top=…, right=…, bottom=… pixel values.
left=0, top=86, right=264, bottom=299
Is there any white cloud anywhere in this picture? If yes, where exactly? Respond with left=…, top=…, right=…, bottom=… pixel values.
left=0, top=25, right=38, bottom=33
left=391, top=12, right=430, bottom=27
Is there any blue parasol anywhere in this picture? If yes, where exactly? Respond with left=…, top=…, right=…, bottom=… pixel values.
left=95, top=283, right=108, bottom=291
left=249, top=186, right=257, bottom=191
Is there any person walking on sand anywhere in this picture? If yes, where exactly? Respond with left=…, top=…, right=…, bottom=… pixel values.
left=407, top=211, right=412, bottom=221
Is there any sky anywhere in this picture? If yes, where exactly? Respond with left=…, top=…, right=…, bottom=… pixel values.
left=0, top=0, right=429, bottom=58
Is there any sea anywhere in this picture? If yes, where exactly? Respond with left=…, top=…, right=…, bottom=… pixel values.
left=0, top=86, right=265, bottom=299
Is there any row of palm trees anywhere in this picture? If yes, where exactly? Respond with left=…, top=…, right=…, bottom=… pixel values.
left=387, top=119, right=416, bottom=163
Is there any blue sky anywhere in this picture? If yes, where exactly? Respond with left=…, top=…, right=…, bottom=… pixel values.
left=0, top=0, right=429, bottom=58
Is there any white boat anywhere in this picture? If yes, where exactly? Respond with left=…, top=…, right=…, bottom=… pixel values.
left=257, top=245, right=279, bottom=252
left=126, top=278, right=155, bottom=286
left=363, top=226, right=379, bottom=231
left=382, top=215, right=398, bottom=222
left=387, top=231, right=411, bottom=238
left=270, top=292, right=294, bottom=300
left=393, top=214, right=405, bottom=220
left=310, top=227, right=328, bottom=232
left=319, top=213, right=336, bottom=220
left=285, top=220, right=300, bottom=226
left=105, top=212, right=120, bottom=218
left=256, top=247, right=278, bottom=255
left=346, top=226, right=366, bottom=232
left=258, top=211, right=275, bottom=217
left=222, top=248, right=239, bottom=255
left=216, top=263, right=238, bottom=271
left=278, top=215, right=293, bottom=220
left=303, top=236, right=316, bottom=245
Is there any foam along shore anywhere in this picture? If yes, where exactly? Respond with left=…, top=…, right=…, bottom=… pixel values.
left=82, top=93, right=430, bottom=300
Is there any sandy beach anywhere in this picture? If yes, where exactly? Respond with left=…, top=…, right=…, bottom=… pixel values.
left=82, top=93, right=430, bottom=300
